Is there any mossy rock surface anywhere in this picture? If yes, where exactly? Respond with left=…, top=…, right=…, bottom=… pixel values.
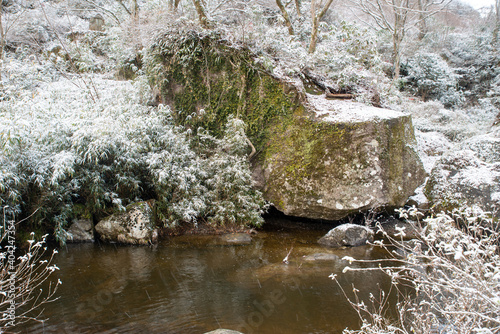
left=261, top=99, right=426, bottom=220
left=146, top=31, right=426, bottom=221
left=95, top=201, right=157, bottom=245
left=146, top=30, right=303, bottom=154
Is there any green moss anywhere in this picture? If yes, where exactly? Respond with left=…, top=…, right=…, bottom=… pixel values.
left=146, top=30, right=302, bottom=154
left=264, top=117, right=360, bottom=210
left=71, top=204, right=92, bottom=220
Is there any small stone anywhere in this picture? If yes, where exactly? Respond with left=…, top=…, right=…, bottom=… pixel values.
left=302, top=253, right=339, bottom=261
left=318, top=224, right=374, bottom=248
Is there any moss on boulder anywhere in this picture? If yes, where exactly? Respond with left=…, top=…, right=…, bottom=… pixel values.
left=146, top=30, right=303, bottom=153
left=261, top=99, right=427, bottom=220
left=146, top=31, right=426, bottom=221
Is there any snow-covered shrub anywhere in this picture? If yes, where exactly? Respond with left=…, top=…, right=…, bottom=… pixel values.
left=202, top=117, right=267, bottom=226
left=333, top=206, right=500, bottom=334
left=437, top=32, right=500, bottom=104
left=0, top=76, right=265, bottom=242
left=223, top=16, right=392, bottom=106
left=401, top=52, right=463, bottom=108
left=47, top=28, right=139, bottom=75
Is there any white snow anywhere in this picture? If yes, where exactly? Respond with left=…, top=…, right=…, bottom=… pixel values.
left=306, top=93, right=407, bottom=122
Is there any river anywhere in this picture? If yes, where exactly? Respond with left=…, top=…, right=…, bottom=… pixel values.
left=15, top=218, right=397, bottom=333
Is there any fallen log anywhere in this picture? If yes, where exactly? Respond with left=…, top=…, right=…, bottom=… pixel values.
left=325, top=93, right=354, bottom=99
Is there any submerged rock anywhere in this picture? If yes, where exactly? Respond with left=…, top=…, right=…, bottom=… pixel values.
left=302, top=253, right=339, bottom=261
left=66, top=218, right=94, bottom=243
left=425, top=133, right=500, bottom=215
left=219, top=233, right=252, bottom=245
left=95, top=201, right=158, bottom=245
left=205, top=330, right=243, bottom=334
left=147, top=31, right=426, bottom=221
left=318, top=224, right=374, bottom=248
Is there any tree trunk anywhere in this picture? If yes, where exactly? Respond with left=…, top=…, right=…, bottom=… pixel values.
left=417, top=0, right=427, bottom=40
left=493, top=0, right=500, bottom=46
left=131, top=0, right=139, bottom=20
left=393, top=38, right=401, bottom=79
left=309, top=0, right=318, bottom=53
left=275, top=0, right=294, bottom=35
left=391, top=0, right=408, bottom=79
left=192, top=0, right=211, bottom=29
left=294, top=0, right=301, bottom=16
left=308, top=0, right=334, bottom=53
left=309, top=21, right=318, bottom=53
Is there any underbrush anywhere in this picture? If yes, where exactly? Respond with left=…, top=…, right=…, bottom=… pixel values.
left=332, top=206, right=500, bottom=334
left=0, top=75, right=266, bottom=243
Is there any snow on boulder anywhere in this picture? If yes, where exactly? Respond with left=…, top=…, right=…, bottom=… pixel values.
left=318, top=224, right=374, bottom=248
left=425, top=133, right=500, bottom=214
left=95, top=201, right=158, bottom=245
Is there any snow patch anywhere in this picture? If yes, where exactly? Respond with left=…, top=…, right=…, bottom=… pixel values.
left=306, top=94, right=407, bottom=123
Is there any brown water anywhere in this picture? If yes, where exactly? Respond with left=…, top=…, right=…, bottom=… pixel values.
left=15, top=219, right=396, bottom=334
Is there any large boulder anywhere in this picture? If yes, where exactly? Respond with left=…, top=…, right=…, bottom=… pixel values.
left=262, top=97, right=426, bottom=220
left=318, top=224, right=374, bottom=248
left=425, top=133, right=500, bottom=214
left=95, top=201, right=158, bottom=245
left=147, top=30, right=426, bottom=221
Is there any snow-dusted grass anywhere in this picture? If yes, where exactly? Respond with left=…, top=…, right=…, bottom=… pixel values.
left=0, top=74, right=265, bottom=242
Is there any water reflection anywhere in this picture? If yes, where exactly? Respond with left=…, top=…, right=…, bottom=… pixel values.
left=16, top=220, right=397, bottom=334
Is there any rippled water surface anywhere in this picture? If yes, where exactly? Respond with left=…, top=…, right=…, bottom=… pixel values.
left=16, top=219, right=395, bottom=334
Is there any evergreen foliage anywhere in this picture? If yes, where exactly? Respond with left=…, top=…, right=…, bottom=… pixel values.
left=401, top=52, right=463, bottom=108
left=0, top=77, right=265, bottom=243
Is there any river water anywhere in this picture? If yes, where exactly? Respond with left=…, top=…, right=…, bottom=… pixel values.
left=16, top=218, right=396, bottom=334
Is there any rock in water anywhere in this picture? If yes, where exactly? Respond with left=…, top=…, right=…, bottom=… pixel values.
left=302, top=253, right=339, bottom=261
left=318, top=224, right=374, bottom=248
left=220, top=233, right=252, bottom=245
left=66, top=218, right=94, bottom=243
left=95, top=201, right=157, bottom=245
